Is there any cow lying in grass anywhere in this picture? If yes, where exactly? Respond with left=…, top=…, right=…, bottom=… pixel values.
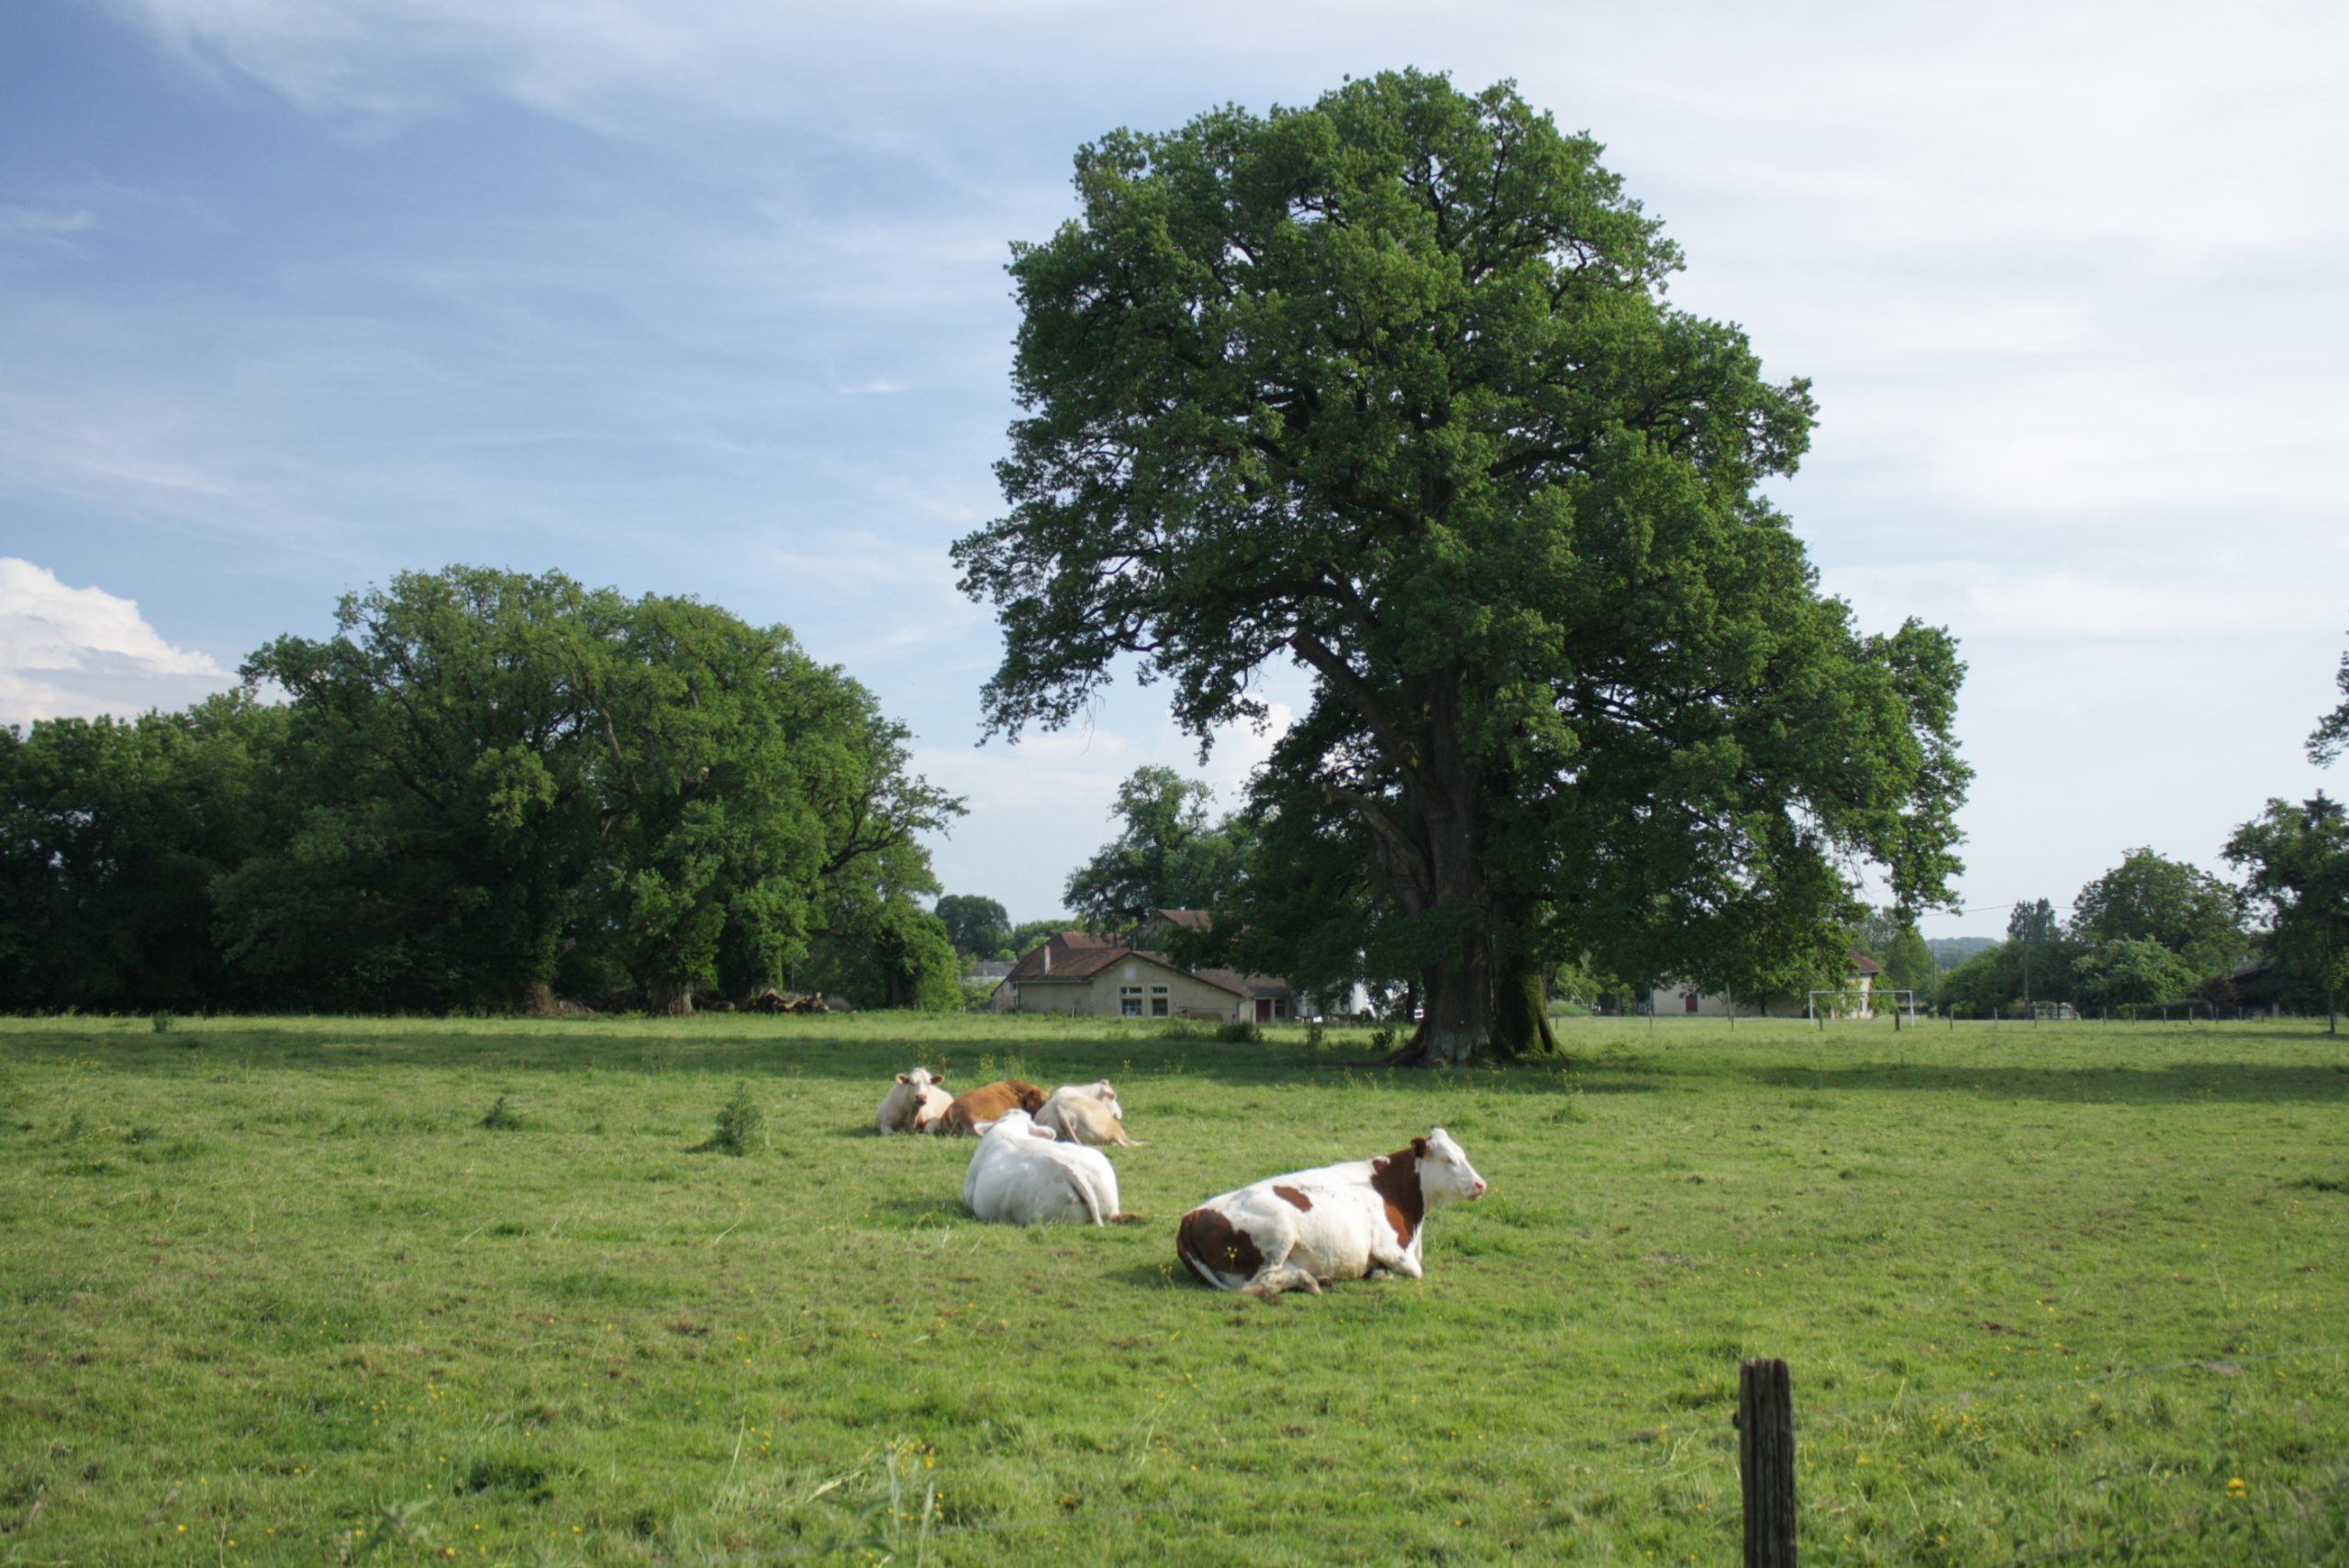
left=1175, top=1129, right=1486, bottom=1298
left=875, top=1067, right=952, bottom=1135
left=1037, top=1080, right=1141, bottom=1147
left=963, top=1109, right=1123, bottom=1226
left=941, top=1078, right=1048, bottom=1136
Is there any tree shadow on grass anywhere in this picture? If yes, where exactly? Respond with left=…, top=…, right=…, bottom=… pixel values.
left=1751, top=1062, right=2349, bottom=1106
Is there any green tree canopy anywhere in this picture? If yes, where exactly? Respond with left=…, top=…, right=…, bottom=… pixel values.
left=1063, top=765, right=1247, bottom=930
left=2310, top=635, right=2349, bottom=765
left=956, top=71, right=1966, bottom=1063
left=222, top=566, right=958, bottom=1014
left=2068, top=848, right=2244, bottom=979
left=2069, top=938, right=2204, bottom=1012
left=2224, top=794, right=2349, bottom=1029
left=934, top=895, right=1013, bottom=959
left=0, top=693, right=285, bottom=1012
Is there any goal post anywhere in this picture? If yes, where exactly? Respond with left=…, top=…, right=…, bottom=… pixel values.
left=1806, top=988, right=1917, bottom=1024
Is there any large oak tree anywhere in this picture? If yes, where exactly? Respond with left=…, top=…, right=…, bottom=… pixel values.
left=954, top=72, right=1967, bottom=1062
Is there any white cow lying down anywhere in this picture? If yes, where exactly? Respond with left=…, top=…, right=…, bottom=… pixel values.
left=1175, top=1129, right=1486, bottom=1298
left=1037, top=1080, right=1141, bottom=1147
left=963, top=1109, right=1123, bottom=1226
left=875, top=1066, right=952, bottom=1135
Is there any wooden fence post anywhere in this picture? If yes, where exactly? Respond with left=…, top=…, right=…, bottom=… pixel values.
left=1738, top=1356, right=1797, bottom=1567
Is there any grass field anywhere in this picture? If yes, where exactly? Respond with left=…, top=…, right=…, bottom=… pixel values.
left=2, top=1012, right=2345, bottom=1566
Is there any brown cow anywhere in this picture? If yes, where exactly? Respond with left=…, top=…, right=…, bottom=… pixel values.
left=941, top=1078, right=1048, bottom=1137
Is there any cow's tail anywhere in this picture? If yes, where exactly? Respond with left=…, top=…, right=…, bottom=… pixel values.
left=1064, top=1167, right=1106, bottom=1226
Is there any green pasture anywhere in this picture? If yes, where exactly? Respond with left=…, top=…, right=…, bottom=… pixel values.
left=2, top=1014, right=2345, bottom=1566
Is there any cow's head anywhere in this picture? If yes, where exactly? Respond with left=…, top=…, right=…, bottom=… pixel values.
left=1012, top=1082, right=1049, bottom=1114
left=1085, top=1080, right=1123, bottom=1119
left=896, top=1067, right=942, bottom=1091
left=1418, top=1129, right=1487, bottom=1205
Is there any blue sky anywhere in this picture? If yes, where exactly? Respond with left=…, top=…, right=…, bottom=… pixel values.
left=4, top=0, right=2343, bottom=939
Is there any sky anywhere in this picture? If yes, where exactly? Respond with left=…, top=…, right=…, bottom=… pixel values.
left=3, top=0, right=2343, bottom=940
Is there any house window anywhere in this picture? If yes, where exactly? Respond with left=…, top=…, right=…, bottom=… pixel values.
left=1151, top=985, right=1169, bottom=1018
left=1119, top=985, right=1143, bottom=1018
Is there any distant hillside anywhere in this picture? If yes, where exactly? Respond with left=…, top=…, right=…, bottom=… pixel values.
left=1929, top=937, right=1998, bottom=970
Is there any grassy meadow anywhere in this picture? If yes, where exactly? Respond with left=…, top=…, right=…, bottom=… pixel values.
left=2, top=1011, right=2345, bottom=1566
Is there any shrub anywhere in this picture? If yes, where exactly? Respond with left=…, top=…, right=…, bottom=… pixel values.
left=478, top=1095, right=524, bottom=1131
left=1369, top=1025, right=1397, bottom=1052
left=1217, top=1019, right=1263, bottom=1044
left=150, top=1011, right=174, bottom=1034
left=690, top=1082, right=764, bottom=1157
left=1305, top=1022, right=1326, bottom=1049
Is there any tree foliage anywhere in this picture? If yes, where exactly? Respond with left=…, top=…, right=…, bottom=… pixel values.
left=0, top=693, right=286, bottom=1012
left=2310, top=636, right=2349, bottom=766
left=2069, top=848, right=2244, bottom=979
left=2224, top=794, right=2349, bottom=1025
left=0, top=565, right=962, bottom=1017
left=1063, top=766, right=1246, bottom=930
left=934, top=895, right=1012, bottom=959
left=954, top=70, right=1968, bottom=1063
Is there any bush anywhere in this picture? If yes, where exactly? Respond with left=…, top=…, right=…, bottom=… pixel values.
left=1369, top=1025, right=1397, bottom=1052
left=1304, top=1022, right=1326, bottom=1049
left=1217, top=1019, right=1263, bottom=1044
left=150, top=1011, right=175, bottom=1034
left=690, top=1082, right=764, bottom=1157
left=478, top=1095, right=524, bottom=1131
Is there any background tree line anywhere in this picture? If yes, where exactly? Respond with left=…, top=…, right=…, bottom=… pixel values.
left=0, top=566, right=964, bottom=1016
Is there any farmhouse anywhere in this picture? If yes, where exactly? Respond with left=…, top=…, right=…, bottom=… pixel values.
left=1644, top=949, right=1884, bottom=1019
left=989, top=916, right=1298, bottom=1023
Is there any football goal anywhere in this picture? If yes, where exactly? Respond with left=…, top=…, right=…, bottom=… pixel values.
left=1806, top=988, right=1918, bottom=1023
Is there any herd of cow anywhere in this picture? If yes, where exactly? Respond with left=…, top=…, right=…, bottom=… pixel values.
left=874, top=1067, right=1489, bottom=1300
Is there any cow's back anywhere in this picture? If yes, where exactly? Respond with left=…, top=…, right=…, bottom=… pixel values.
left=943, top=1078, right=1048, bottom=1136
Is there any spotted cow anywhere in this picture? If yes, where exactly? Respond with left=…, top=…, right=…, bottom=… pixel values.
left=1175, top=1129, right=1486, bottom=1298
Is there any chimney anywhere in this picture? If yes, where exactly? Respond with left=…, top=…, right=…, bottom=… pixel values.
left=1042, top=941, right=1052, bottom=975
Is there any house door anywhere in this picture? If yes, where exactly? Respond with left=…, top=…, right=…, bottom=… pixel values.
left=1255, top=998, right=1273, bottom=1022
left=1684, top=992, right=1699, bottom=1015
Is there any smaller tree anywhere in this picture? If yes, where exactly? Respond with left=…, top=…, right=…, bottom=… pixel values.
left=2070, top=849, right=2244, bottom=978
left=2225, top=794, right=2349, bottom=1030
left=934, top=894, right=1012, bottom=959
left=2071, top=938, right=2204, bottom=1012
left=1063, top=766, right=1245, bottom=929
left=2309, top=634, right=2349, bottom=765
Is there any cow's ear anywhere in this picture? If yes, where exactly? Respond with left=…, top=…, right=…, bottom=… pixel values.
left=896, top=1073, right=909, bottom=1084
left=1412, top=1138, right=1431, bottom=1158
left=1371, top=1156, right=1389, bottom=1174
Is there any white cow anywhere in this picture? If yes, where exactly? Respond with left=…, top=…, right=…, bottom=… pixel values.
left=1175, top=1129, right=1486, bottom=1298
left=875, top=1067, right=952, bottom=1136
left=1037, top=1080, right=1141, bottom=1147
left=963, top=1109, right=1122, bottom=1227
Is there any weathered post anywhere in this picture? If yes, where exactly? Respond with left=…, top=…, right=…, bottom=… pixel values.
left=1738, top=1356, right=1797, bottom=1567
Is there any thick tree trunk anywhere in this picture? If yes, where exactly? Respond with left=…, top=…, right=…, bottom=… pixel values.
left=650, top=978, right=696, bottom=1017
left=1488, top=951, right=1560, bottom=1058
left=511, top=978, right=558, bottom=1017
left=1404, top=941, right=1492, bottom=1065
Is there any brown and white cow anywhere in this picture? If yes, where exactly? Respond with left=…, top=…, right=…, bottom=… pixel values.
left=875, top=1067, right=952, bottom=1136
left=941, top=1077, right=1049, bottom=1137
left=1036, top=1081, right=1141, bottom=1147
left=1175, top=1129, right=1486, bottom=1298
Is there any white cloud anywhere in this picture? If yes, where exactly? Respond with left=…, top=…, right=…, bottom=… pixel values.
left=0, top=559, right=234, bottom=724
